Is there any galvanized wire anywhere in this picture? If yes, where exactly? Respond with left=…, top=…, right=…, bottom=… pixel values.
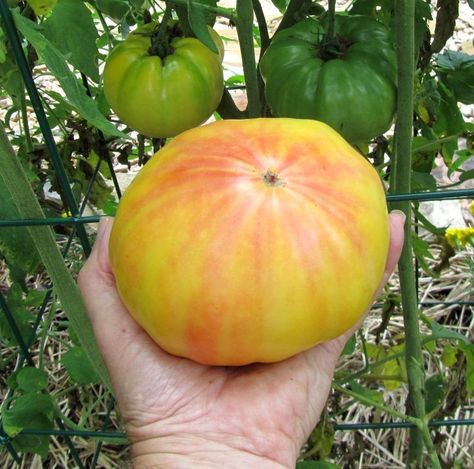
left=0, top=2, right=472, bottom=465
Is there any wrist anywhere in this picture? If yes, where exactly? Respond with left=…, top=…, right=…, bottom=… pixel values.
left=130, top=434, right=293, bottom=468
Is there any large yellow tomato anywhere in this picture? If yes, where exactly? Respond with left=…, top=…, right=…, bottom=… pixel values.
left=109, top=118, right=390, bottom=366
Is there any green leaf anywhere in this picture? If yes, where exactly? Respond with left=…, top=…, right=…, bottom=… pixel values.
left=271, top=0, right=289, bottom=14
left=297, top=461, right=340, bottom=468
left=43, top=0, right=99, bottom=83
left=304, top=414, right=335, bottom=461
left=17, top=367, right=49, bottom=392
left=433, top=81, right=466, bottom=138
left=0, top=284, right=34, bottom=345
left=441, top=344, right=459, bottom=368
left=425, top=374, right=445, bottom=414
left=3, top=393, right=55, bottom=458
left=411, top=171, right=437, bottom=192
left=436, top=50, right=474, bottom=104
left=62, top=346, right=100, bottom=384
left=129, top=0, right=145, bottom=8
left=225, top=74, right=245, bottom=86
left=12, top=11, right=128, bottom=139
left=12, top=434, right=51, bottom=459
left=3, top=393, right=55, bottom=437
left=0, top=176, right=42, bottom=284
left=341, top=334, right=356, bottom=356
left=24, top=290, right=47, bottom=308
left=349, top=381, right=385, bottom=405
left=187, top=0, right=218, bottom=53
left=411, top=232, right=434, bottom=275
left=459, top=343, right=474, bottom=395
left=96, top=0, right=130, bottom=19
left=424, top=317, right=469, bottom=343
left=459, top=169, right=474, bottom=183
left=101, top=195, right=119, bottom=216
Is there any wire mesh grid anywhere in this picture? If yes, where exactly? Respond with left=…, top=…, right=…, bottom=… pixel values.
left=1, top=2, right=474, bottom=467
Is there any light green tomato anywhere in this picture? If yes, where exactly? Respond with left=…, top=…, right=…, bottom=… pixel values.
left=27, top=0, right=57, bottom=15
left=103, top=24, right=224, bottom=138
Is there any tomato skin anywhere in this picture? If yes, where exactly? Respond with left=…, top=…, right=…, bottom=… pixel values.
left=27, top=0, right=57, bottom=15
left=109, top=118, right=390, bottom=366
left=260, top=15, right=397, bottom=143
left=103, top=24, right=224, bottom=138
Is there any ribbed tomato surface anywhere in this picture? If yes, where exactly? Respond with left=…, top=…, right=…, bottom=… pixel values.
left=109, top=118, right=389, bottom=366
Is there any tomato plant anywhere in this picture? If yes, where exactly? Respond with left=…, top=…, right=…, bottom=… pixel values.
left=1, top=0, right=473, bottom=465
left=260, top=15, right=397, bottom=143
left=103, top=22, right=224, bottom=138
left=109, top=118, right=390, bottom=366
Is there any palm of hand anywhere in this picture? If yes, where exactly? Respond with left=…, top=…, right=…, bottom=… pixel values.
left=108, top=314, right=347, bottom=463
left=78, top=214, right=404, bottom=467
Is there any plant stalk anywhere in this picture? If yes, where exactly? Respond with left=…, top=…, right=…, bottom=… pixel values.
left=327, top=0, right=337, bottom=40
left=236, top=0, right=261, bottom=117
left=149, top=5, right=173, bottom=57
left=391, top=1, right=440, bottom=467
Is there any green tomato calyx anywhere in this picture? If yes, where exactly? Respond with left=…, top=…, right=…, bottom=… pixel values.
left=318, top=35, right=353, bottom=61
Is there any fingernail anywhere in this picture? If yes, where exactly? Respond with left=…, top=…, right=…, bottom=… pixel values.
left=391, top=209, right=406, bottom=224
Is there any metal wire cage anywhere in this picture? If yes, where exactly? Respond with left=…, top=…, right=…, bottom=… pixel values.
left=0, top=1, right=473, bottom=467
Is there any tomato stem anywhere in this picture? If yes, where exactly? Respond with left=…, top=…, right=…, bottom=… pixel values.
left=327, top=0, right=336, bottom=40
left=262, top=169, right=285, bottom=187
left=149, top=5, right=174, bottom=58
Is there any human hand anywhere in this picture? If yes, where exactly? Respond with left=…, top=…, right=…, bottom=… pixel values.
left=78, top=211, right=405, bottom=468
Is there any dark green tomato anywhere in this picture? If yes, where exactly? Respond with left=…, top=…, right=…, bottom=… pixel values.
left=260, top=15, right=397, bottom=143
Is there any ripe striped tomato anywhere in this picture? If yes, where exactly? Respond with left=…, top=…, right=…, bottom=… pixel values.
left=109, top=118, right=389, bottom=366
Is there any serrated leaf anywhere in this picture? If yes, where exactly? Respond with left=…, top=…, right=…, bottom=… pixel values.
left=187, top=0, right=218, bottom=53
left=3, top=393, right=55, bottom=437
left=62, top=346, right=100, bottom=384
left=17, top=367, right=49, bottom=392
left=43, top=0, right=99, bottom=83
left=441, top=344, right=459, bottom=368
left=12, top=11, right=128, bottom=139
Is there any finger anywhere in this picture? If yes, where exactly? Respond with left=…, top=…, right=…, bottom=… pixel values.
left=385, top=210, right=406, bottom=277
left=375, top=209, right=406, bottom=298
